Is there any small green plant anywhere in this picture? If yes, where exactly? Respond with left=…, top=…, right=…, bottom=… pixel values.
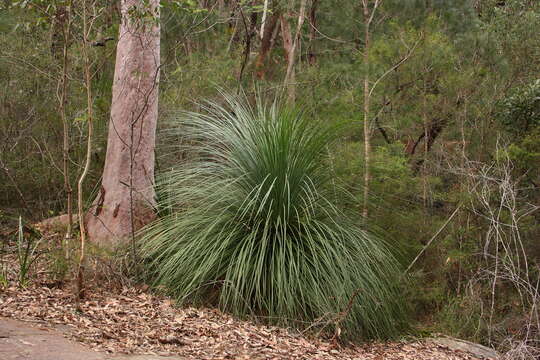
left=0, top=237, right=8, bottom=288
left=0, top=273, right=7, bottom=288
left=46, top=248, right=70, bottom=284
left=16, top=216, right=42, bottom=287
left=141, top=92, right=407, bottom=339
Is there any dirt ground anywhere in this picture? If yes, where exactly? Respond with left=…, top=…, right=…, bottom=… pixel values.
left=0, top=317, right=189, bottom=360
left=0, top=238, right=497, bottom=360
left=0, top=283, right=495, bottom=360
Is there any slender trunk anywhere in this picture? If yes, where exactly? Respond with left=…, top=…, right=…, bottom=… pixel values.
left=422, top=79, right=428, bottom=213
left=77, top=0, right=94, bottom=302
left=86, top=0, right=160, bottom=247
left=362, top=1, right=371, bottom=219
left=282, top=0, right=307, bottom=104
left=260, top=0, right=269, bottom=38
left=360, top=0, right=383, bottom=219
left=238, top=5, right=257, bottom=83
left=227, top=14, right=240, bottom=53
left=307, top=0, right=318, bottom=65
left=255, top=12, right=279, bottom=79
left=59, top=3, right=73, bottom=247
left=227, top=1, right=240, bottom=50
left=269, top=17, right=280, bottom=57
left=280, top=15, right=292, bottom=68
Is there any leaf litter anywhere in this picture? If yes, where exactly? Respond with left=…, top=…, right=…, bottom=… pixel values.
left=0, top=251, right=487, bottom=359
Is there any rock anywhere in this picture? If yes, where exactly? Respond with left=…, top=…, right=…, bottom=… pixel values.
left=427, top=336, right=499, bottom=359
left=34, top=214, right=77, bottom=234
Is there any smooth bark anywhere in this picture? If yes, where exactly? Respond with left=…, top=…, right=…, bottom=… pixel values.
left=362, top=0, right=376, bottom=219
left=58, top=3, right=73, bottom=244
left=77, top=0, right=94, bottom=302
left=282, top=0, right=307, bottom=104
left=86, top=0, right=160, bottom=247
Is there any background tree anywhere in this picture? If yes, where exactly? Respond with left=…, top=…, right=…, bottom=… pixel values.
left=281, top=0, right=307, bottom=103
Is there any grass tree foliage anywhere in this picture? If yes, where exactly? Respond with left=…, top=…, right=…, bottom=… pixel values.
left=140, top=93, right=407, bottom=339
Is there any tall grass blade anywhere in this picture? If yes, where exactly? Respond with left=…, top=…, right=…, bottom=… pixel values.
left=141, top=92, right=407, bottom=339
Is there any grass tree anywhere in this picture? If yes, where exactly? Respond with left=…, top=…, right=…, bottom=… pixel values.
left=140, top=92, right=407, bottom=339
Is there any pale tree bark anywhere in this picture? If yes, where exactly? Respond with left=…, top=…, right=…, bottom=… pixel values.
left=58, top=2, right=73, bottom=246
left=361, top=0, right=380, bottom=219
left=260, top=0, right=269, bottom=39
left=77, top=0, right=96, bottom=302
left=282, top=0, right=307, bottom=104
left=280, top=14, right=292, bottom=67
left=359, top=1, right=418, bottom=219
left=86, top=0, right=160, bottom=247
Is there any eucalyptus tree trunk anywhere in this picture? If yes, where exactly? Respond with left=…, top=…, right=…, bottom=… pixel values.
left=255, top=10, right=279, bottom=79
left=59, top=3, right=73, bottom=245
left=282, top=0, right=307, bottom=104
left=86, top=0, right=160, bottom=247
left=361, top=0, right=381, bottom=219
left=77, top=0, right=94, bottom=302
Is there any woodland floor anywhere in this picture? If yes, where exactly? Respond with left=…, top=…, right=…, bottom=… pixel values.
left=0, top=241, right=494, bottom=360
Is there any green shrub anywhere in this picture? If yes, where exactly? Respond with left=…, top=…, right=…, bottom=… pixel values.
left=16, top=217, right=42, bottom=287
left=141, top=92, right=407, bottom=339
